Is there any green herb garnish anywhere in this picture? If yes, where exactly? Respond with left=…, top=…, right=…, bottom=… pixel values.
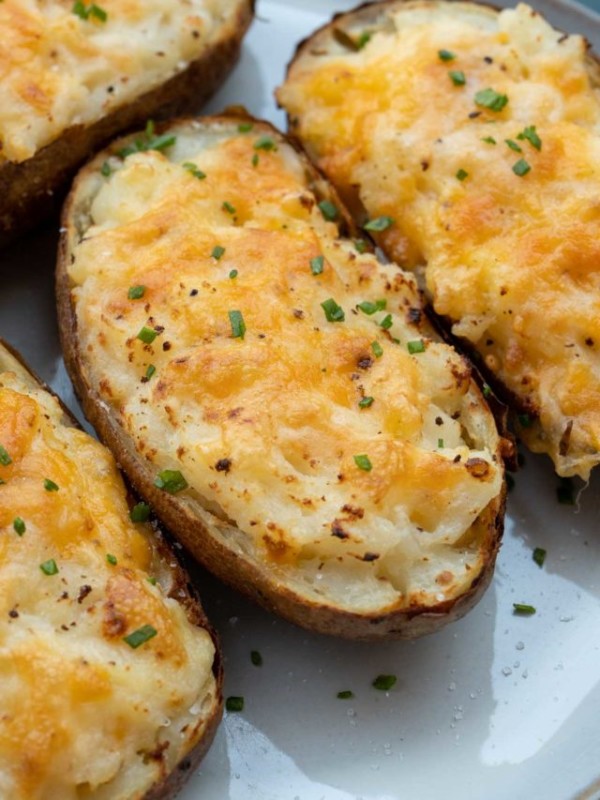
left=238, top=122, right=253, bottom=133
left=364, top=215, right=393, bottom=232
left=13, top=517, right=25, bottom=536
left=130, top=502, right=151, bottom=522
left=211, top=245, right=225, bottom=260
left=222, top=201, right=236, bottom=215
left=72, top=2, right=107, bottom=22
left=229, top=309, right=246, bottom=339
left=321, top=298, right=345, bottom=322
left=337, top=690, right=354, bottom=699
left=481, top=136, right=497, bottom=145
left=183, top=162, right=206, bottom=180
left=456, top=168, right=469, bottom=181
left=517, top=413, right=532, bottom=428
left=371, top=341, right=383, bottom=358
left=310, top=255, right=324, bottom=275
left=512, top=158, right=531, bottom=177
left=44, top=478, right=59, bottom=492
left=505, top=139, right=522, bottom=153
left=137, top=326, right=158, bottom=344
left=358, top=299, right=386, bottom=315
left=372, top=674, right=396, bottom=691
left=532, top=547, right=546, bottom=567
left=449, top=70, right=466, bottom=86
left=517, top=125, right=542, bottom=151
left=226, top=696, right=244, bottom=712
left=354, top=238, right=368, bottom=254
left=128, top=285, right=145, bottom=300
left=0, top=445, right=11, bottom=466
left=124, top=624, right=157, bottom=648
left=438, top=439, right=444, bottom=448
left=379, top=314, right=393, bottom=330
left=106, top=553, right=117, bottom=566
left=359, top=396, right=374, bottom=408
left=251, top=153, right=259, bottom=167
left=40, top=559, right=59, bottom=576
left=318, top=200, right=338, bottom=222
left=250, top=650, right=263, bottom=666
left=229, top=269, right=238, bottom=279
left=100, top=161, right=111, bottom=177
left=253, top=136, right=277, bottom=151
left=118, top=121, right=176, bottom=158
left=154, top=470, right=188, bottom=494
left=354, top=454, right=372, bottom=472
left=144, top=364, right=156, bottom=380
left=513, top=603, right=536, bottom=615
left=474, top=88, right=509, bottom=112
left=407, top=339, right=425, bottom=354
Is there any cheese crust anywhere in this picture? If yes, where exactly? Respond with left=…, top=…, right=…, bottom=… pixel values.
left=0, top=344, right=219, bottom=800
left=278, top=1, right=600, bottom=478
left=60, top=116, right=504, bottom=635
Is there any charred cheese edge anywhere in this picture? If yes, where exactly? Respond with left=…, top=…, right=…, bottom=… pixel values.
left=0, top=0, right=250, bottom=164
left=278, top=1, right=600, bottom=479
left=0, top=342, right=220, bottom=800
left=59, top=115, right=504, bottom=638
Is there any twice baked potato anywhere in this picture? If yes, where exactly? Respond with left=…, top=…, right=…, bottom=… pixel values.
left=0, top=340, right=221, bottom=799
left=57, top=113, right=505, bottom=640
left=277, top=0, right=600, bottom=479
left=0, top=0, right=254, bottom=247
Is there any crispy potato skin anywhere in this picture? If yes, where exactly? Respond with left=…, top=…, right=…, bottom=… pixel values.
left=0, top=337, right=223, bottom=799
left=0, top=0, right=254, bottom=249
left=57, top=113, right=505, bottom=641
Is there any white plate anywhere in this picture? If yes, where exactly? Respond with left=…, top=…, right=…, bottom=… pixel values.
left=1, top=1, right=600, bottom=799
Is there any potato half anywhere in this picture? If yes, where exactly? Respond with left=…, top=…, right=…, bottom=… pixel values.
left=0, top=339, right=222, bottom=800
left=277, top=0, right=600, bottom=479
left=0, top=0, right=254, bottom=246
left=57, top=114, right=505, bottom=639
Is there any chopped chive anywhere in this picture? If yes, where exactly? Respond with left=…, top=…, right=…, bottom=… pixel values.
left=154, top=469, right=188, bottom=494
left=379, top=314, right=393, bottom=330
left=482, top=383, right=492, bottom=397
left=358, top=396, right=374, bottom=408
left=183, top=162, right=206, bottom=180
left=310, top=255, right=324, bottom=275
left=372, top=674, right=396, bottom=691
left=229, top=309, right=246, bottom=339
left=371, top=341, right=383, bottom=358
left=211, top=245, right=226, bottom=260
left=481, top=136, right=497, bottom=145
left=72, top=1, right=107, bottom=21
left=238, top=122, right=253, bottom=133
left=118, top=127, right=176, bottom=158
left=251, top=153, right=259, bottom=167
left=354, top=238, right=368, bottom=254
left=513, top=603, right=536, bottom=615
left=438, top=49, right=456, bottom=61
left=438, top=438, right=444, bottom=448
left=130, top=502, right=151, bottom=522
left=358, top=299, right=386, bottom=315
left=128, top=285, right=145, bottom=300
left=532, top=547, right=546, bottom=567
left=356, top=31, right=371, bottom=50
left=44, top=478, right=59, bottom=492
left=505, top=139, right=522, bottom=153
left=89, top=4, right=107, bottom=21
left=364, top=215, right=393, bottom=232
left=253, top=136, right=277, bottom=151
left=123, top=624, right=157, bottom=648
left=407, top=339, right=425, bottom=354
left=147, top=576, right=157, bottom=586
left=456, top=168, right=469, bottom=181
left=0, top=445, right=11, bottom=466
left=144, top=364, right=156, bottom=380
left=318, top=200, right=338, bottom=222
left=449, top=70, right=466, bottom=86
left=40, top=559, right=59, bottom=576
left=229, top=269, right=238, bottom=279
left=222, top=201, right=236, bottom=215
left=337, top=690, right=354, bottom=699
left=517, top=125, right=542, bottom=151
left=137, top=326, right=158, bottom=344
left=226, top=696, right=244, bottom=712
left=474, top=88, right=509, bottom=112
left=557, top=478, right=575, bottom=506
left=517, top=413, right=532, bottom=428
left=354, top=454, right=372, bottom=472
left=321, top=298, right=345, bottom=322
left=512, top=158, right=531, bottom=177
left=13, top=517, right=25, bottom=536
left=250, top=650, right=263, bottom=666
left=106, top=553, right=117, bottom=566
left=100, top=161, right=112, bottom=177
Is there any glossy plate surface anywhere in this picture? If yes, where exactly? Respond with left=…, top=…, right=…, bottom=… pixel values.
left=1, top=1, right=599, bottom=798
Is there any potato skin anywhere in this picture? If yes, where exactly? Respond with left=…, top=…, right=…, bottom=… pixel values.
left=57, top=113, right=506, bottom=641
left=0, top=0, right=254, bottom=249
left=0, top=337, right=223, bottom=799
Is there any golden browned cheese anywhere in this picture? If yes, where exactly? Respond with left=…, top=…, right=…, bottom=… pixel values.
left=0, top=363, right=217, bottom=800
left=278, top=1, right=600, bottom=478
left=0, top=0, right=242, bottom=163
left=66, top=119, right=503, bottom=615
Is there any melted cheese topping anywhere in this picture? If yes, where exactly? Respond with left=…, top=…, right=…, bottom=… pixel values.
left=278, top=1, right=600, bottom=478
left=68, top=120, right=502, bottom=612
left=0, top=0, right=242, bottom=163
left=0, top=368, right=216, bottom=800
